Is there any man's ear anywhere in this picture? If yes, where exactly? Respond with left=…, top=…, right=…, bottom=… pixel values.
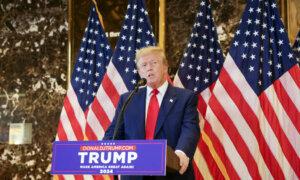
left=164, top=64, right=169, bottom=74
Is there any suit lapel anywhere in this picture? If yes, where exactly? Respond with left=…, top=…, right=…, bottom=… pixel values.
left=154, top=85, right=177, bottom=137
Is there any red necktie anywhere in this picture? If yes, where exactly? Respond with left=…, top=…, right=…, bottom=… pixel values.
left=145, top=89, right=159, bottom=140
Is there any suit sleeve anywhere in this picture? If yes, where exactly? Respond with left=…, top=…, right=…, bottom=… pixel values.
left=103, top=95, right=125, bottom=140
left=175, top=93, right=200, bottom=158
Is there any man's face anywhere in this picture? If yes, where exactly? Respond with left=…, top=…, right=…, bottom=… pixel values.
left=137, top=53, right=168, bottom=89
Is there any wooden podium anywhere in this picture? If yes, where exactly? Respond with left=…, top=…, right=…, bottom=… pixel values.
left=166, top=146, right=180, bottom=172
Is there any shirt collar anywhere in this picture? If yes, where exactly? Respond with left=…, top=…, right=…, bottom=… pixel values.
left=146, top=80, right=168, bottom=96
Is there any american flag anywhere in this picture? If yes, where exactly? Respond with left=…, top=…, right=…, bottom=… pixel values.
left=56, top=4, right=112, bottom=142
left=204, top=0, right=300, bottom=179
left=293, top=31, right=300, bottom=65
left=85, top=0, right=156, bottom=140
left=173, top=0, right=225, bottom=179
left=55, top=4, right=112, bottom=180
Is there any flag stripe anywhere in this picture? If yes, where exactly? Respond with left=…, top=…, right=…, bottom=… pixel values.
left=92, top=176, right=105, bottom=180
left=272, top=77, right=300, bottom=141
left=220, top=67, right=284, bottom=179
left=198, top=139, right=223, bottom=180
left=259, top=93, right=298, bottom=178
left=57, top=121, right=68, bottom=141
left=260, top=92, right=300, bottom=177
left=83, top=175, right=95, bottom=180
left=280, top=67, right=300, bottom=110
left=57, top=175, right=64, bottom=180
left=202, top=124, right=235, bottom=180
left=204, top=112, right=243, bottom=179
left=85, top=123, right=98, bottom=141
left=93, top=175, right=113, bottom=180
left=224, top=55, right=295, bottom=178
left=286, top=65, right=300, bottom=88
left=101, top=74, right=120, bottom=108
left=193, top=148, right=210, bottom=180
left=274, top=79, right=300, bottom=133
left=192, top=160, right=204, bottom=180
left=197, top=94, right=225, bottom=180
left=74, top=175, right=84, bottom=180
left=95, top=84, right=117, bottom=124
left=67, top=86, right=86, bottom=130
left=198, top=92, right=208, bottom=116
left=85, top=68, right=119, bottom=140
left=209, top=93, right=261, bottom=178
left=200, top=88, right=212, bottom=104
left=265, top=82, right=300, bottom=154
left=106, top=63, right=128, bottom=97
left=92, top=98, right=112, bottom=132
left=62, top=175, right=75, bottom=180
left=215, top=74, right=274, bottom=178
left=59, top=107, right=77, bottom=140
left=64, top=97, right=84, bottom=140
left=197, top=95, right=207, bottom=128
left=90, top=107, right=107, bottom=139
left=86, top=110, right=106, bottom=140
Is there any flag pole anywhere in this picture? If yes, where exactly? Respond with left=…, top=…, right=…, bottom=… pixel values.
left=92, top=0, right=105, bottom=30
left=159, top=0, right=166, bottom=51
left=67, top=0, right=73, bottom=89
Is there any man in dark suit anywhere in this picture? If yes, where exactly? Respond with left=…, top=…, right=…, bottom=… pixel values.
left=104, top=46, right=200, bottom=180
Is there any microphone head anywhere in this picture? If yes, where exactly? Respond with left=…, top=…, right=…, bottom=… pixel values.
left=138, top=78, right=147, bottom=86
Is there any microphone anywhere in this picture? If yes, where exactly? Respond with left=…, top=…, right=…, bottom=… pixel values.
left=134, top=78, right=147, bottom=90
left=113, top=78, right=147, bottom=140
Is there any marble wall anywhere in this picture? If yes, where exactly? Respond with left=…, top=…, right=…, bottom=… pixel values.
left=0, top=0, right=67, bottom=179
left=1, top=0, right=294, bottom=179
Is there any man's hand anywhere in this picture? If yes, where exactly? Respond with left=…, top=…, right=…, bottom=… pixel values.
left=175, top=150, right=190, bottom=175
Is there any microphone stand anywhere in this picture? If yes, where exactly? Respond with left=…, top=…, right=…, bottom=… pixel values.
left=112, top=79, right=146, bottom=140
left=112, top=78, right=146, bottom=180
left=112, top=86, right=138, bottom=180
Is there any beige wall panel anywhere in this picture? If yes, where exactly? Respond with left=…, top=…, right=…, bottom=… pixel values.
left=287, top=0, right=300, bottom=43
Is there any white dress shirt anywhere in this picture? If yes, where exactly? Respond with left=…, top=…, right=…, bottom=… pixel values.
left=145, top=80, right=169, bottom=121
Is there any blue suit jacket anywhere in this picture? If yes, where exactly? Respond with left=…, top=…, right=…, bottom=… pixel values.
left=104, top=84, right=200, bottom=180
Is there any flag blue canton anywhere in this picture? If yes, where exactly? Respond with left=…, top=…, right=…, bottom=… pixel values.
left=229, top=0, right=298, bottom=95
left=112, top=0, right=156, bottom=91
left=71, top=6, right=112, bottom=110
left=292, top=31, right=300, bottom=64
left=177, top=0, right=224, bottom=94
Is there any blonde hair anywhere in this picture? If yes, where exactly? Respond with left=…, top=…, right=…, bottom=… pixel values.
left=135, top=46, right=168, bottom=66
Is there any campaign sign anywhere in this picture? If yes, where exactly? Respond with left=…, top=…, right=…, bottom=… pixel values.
left=51, top=140, right=166, bottom=175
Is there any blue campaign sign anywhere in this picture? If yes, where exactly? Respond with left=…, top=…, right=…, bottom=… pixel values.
left=51, top=140, right=167, bottom=175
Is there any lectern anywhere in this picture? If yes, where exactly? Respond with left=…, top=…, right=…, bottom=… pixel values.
left=166, top=146, right=180, bottom=172
left=51, top=140, right=180, bottom=176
